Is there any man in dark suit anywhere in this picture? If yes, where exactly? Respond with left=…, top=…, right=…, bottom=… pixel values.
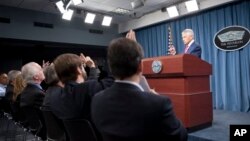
left=52, top=53, right=114, bottom=120
left=168, top=28, right=201, bottom=58
left=91, top=38, right=187, bottom=141
left=20, top=62, right=46, bottom=140
left=20, top=62, right=45, bottom=109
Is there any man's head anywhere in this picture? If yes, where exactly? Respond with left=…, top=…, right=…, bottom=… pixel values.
left=43, top=64, right=60, bottom=86
left=108, top=37, right=143, bottom=80
left=53, top=53, right=86, bottom=84
left=21, top=62, right=45, bottom=84
left=182, top=29, right=194, bottom=45
left=0, top=72, right=8, bottom=85
left=8, top=70, right=21, bottom=85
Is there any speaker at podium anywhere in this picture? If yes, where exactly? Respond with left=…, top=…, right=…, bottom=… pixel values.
left=142, top=54, right=213, bottom=131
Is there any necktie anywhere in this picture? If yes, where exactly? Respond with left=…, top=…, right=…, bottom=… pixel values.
left=184, top=45, right=189, bottom=53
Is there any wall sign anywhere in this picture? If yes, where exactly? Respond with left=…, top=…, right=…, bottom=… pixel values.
left=213, top=26, right=250, bottom=51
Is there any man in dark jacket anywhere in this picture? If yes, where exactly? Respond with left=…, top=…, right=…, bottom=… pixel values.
left=20, top=62, right=46, bottom=140
left=52, top=53, right=114, bottom=120
left=91, top=38, right=187, bottom=141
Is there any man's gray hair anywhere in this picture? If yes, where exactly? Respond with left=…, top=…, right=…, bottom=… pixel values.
left=21, top=62, right=41, bottom=83
left=43, top=64, right=59, bottom=86
left=182, top=29, right=194, bottom=38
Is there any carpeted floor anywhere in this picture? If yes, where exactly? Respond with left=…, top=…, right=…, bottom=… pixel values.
left=1, top=109, right=249, bottom=141
left=188, top=109, right=250, bottom=141
left=0, top=112, right=38, bottom=141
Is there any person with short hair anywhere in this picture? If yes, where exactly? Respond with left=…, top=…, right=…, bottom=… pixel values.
left=42, top=63, right=63, bottom=111
left=168, top=28, right=202, bottom=58
left=0, top=72, right=9, bottom=113
left=20, top=62, right=46, bottom=140
left=91, top=38, right=187, bottom=141
left=52, top=53, right=114, bottom=120
left=20, top=62, right=45, bottom=108
left=0, top=72, right=8, bottom=97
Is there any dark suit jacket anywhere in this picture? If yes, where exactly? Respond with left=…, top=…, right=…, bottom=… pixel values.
left=184, top=42, right=201, bottom=58
left=20, top=83, right=45, bottom=109
left=91, top=82, right=187, bottom=141
left=20, top=83, right=46, bottom=139
left=50, top=77, right=114, bottom=120
left=5, top=84, right=14, bottom=101
left=42, top=85, right=63, bottom=111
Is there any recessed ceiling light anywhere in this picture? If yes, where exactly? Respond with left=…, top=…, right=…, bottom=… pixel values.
left=56, top=1, right=65, bottom=14
left=72, top=0, right=83, bottom=5
left=113, top=8, right=131, bottom=15
left=102, top=16, right=112, bottom=26
left=62, top=9, right=74, bottom=20
left=185, top=0, right=199, bottom=12
left=167, top=6, right=179, bottom=17
left=85, top=12, right=96, bottom=24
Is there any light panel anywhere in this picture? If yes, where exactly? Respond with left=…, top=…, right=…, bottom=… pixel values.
left=113, top=8, right=131, bottom=15
left=72, top=0, right=83, bottom=5
left=62, top=9, right=74, bottom=20
left=85, top=13, right=96, bottom=24
left=102, top=16, right=112, bottom=26
left=56, top=1, right=65, bottom=14
left=185, top=0, right=199, bottom=12
left=167, top=6, right=179, bottom=17
left=131, top=0, right=144, bottom=9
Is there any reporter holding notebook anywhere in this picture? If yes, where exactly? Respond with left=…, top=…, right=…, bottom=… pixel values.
left=91, top=37, right=187, bottom=141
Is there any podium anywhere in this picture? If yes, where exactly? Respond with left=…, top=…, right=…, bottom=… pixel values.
left=142, top=54, right=213, bottom=130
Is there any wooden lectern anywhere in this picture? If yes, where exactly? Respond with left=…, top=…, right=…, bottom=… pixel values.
left=142, top=54, right=213, bottom=131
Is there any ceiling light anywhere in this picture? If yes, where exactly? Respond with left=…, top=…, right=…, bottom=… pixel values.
left=167, top=6, right=179, bottom=17
left=62, top=9, right=74, bottom=20
left=131, top=0, right=144, bottom=9
left=185, top=0, right=199, bottom=12
left=56, top=0, right=72, bottom=13
left=85, top=12, right=96, bottom=24
left=102, top=16, right=112, bottom=26
left=71, top=0, right=83, bottom=5
left=56, top=1, right=65, bottom=14
left=113, top=8, right=131, bottom=15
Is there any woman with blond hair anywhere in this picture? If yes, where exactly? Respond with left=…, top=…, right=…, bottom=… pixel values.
left=12, top=74, right=26, bottom=102
left=11, top=73, right=26, bottom=122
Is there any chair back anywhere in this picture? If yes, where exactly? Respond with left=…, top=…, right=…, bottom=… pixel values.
left=21, top=106, right=47, bottom=139
left=42, top=110, right=67, bottom=141
left=63, top=119, right=98, bottom=141
left=21, top=106, right=42, bottom=131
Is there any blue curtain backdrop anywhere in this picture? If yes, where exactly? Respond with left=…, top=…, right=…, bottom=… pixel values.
left=136, top=0, right=250, bottom=112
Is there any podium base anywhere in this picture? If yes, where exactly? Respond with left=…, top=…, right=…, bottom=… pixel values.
left=187, top=122, right=212, bottom=133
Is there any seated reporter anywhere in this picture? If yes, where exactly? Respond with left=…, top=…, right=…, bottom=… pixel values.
left=91, top=38, right=187, bottom=141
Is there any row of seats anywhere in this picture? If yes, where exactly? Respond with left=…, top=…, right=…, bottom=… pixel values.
left=1, top=100, right=98, bottom=141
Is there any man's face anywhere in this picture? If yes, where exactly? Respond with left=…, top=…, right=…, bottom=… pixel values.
left=34, top=64, right=45, bottom=83
left=0, top=74, right=9, bottom=85
left=182, top=33, right=193, bottom=45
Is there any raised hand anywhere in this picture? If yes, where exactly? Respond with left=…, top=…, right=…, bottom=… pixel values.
left=85, top=56, right=96, bottom=68
left=79, top=53, right=87, bottom=65
left=42, top=60, right=50, bottom=69
left=126, top=29, right=137, bottom=42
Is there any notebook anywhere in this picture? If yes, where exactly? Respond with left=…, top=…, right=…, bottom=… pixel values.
left=139, top=75, right=151, bottom=92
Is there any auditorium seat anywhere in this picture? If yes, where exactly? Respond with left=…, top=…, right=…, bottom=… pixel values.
left=41, top=109, right=67, bottom=141
left=63, top=119, right=98, bottom=141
